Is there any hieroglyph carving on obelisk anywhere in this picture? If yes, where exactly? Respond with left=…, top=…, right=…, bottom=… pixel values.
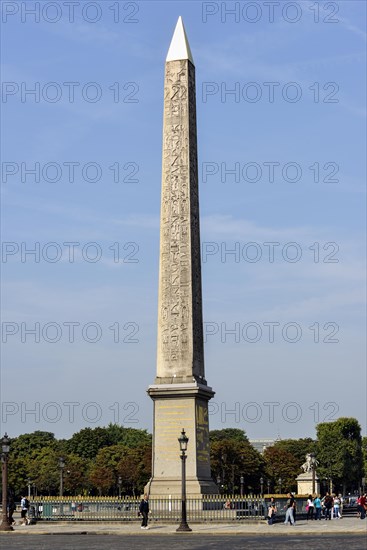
left=156, top=17, right=205, bottom=385
left=146, top=17, right=217, bottom=497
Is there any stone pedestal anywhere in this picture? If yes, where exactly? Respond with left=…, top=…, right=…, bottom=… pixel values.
left=296, top=472, right=320, bottom=495
left=146, top=384, right=217, bottom=496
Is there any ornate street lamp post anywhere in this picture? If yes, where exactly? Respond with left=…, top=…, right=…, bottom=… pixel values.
left=118, top=475, right=122, bottom=499
left=260, top=476, right=264, bottom=496
left=240, top=476, right=244, bottom=497
left=27, top=478, right=32, bottom=499
left=309, top=452, right=316, bottom=494
left=267, top=479, right=271, bottom=494
left=221, top=453, right=226, bottom=492
left=231, top=463, right=235, bottom=494
left=328, top=461, right=333, bottom=494
left=176, top=429, right=192, bottom=532
left=59, top=457, right=65, bottom=497
left=0, top=433, right=13, bottom=531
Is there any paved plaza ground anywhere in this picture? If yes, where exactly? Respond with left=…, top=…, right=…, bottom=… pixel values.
left=1, top=516, right=365, bottom=536
left=0, top=534, right=366, bottom=550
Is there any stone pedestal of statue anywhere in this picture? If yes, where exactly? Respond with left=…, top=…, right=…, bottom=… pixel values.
left=296, top=472, right=320, bottom=495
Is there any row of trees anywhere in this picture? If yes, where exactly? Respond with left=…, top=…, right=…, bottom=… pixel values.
left=7, top=425, right=151, bottom=497
left=3, top=418, right=365, bottom=498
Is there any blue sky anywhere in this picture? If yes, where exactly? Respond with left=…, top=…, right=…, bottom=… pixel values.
left=1, top=0, right=366, bottom=441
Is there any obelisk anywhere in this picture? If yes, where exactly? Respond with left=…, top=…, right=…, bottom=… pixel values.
left=146, top=17, right=217, bottom=496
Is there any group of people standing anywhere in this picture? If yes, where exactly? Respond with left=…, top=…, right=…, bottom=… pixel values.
left=267, top=492, right=349, bottom=525
left=305, top=492, right=342, bottom=520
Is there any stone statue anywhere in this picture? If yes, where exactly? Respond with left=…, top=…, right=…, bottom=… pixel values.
left=301, top=453, right=318, bottom=473
left=297, top=453, right=320, bottom=495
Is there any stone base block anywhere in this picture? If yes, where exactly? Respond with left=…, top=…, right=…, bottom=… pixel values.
left=147, top=383, right=217, bottom=497
left=145, top=477, right=218, bottom=497
left=296, top=472, right=320, bottom=495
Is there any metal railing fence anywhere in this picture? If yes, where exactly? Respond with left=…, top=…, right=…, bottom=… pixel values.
left=29, top=495, right=309, bottom=523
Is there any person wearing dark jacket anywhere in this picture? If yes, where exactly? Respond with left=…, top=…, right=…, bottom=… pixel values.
left=139, top=494, right=149, bottom=529
left=8, top=495, right=16, bottom=525
left=323, top=492, right=333, bottom=520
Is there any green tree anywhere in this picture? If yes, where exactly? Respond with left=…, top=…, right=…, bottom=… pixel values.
left=89, top=442, right=152, bottom=496
left=117, top=443, right=151, bottom=496
left=273, top=438, right=316, bottom=467
left=67, top=425, right=152, bottom=460
left=105, top=424, right=152, bottom=448
left=316, top=417, right=363, bottom=493
left=89, top=445, right=130, bottom=495
left=7, top=432, right=57, bottom=497
left=10, top=431, right=56, bottom=458
left=7, top=455, right=30, bottom=498
left=27, top=447, right=60, bottom=495
left=66, top=427, right=111, bottom=460
left=210, top=436, right=264, bottom=494
left=62, top=454, right=91, bottom=495
left=89, top=445, right=123, bottom=495
left=210, top=429, right=248, bottom=443
left=263, top=446, right=299, bottom=494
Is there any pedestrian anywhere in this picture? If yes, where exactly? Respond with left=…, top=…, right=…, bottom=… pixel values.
left=284, top=493, right=295, bottom=525
left=333, top=494, right=341, bottom=518
left=139, top=493, right=149, bottom=529
left=267, top=498, right=277, bottom=525
left=357, top=494, right=366, bottom=519
left=323, top=492, right=333, bottom=520
left=313, top=494, right=322, bottom=520
left=20, top=495, right=29, bottom=525
left=7, top=495, right=16, bottom=525
left=292, top=495, right=297, bottom=524
left=306, top=494, right=314, bottom=520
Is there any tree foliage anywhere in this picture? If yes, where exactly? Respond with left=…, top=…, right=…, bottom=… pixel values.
left=263, top=446, right=299, bottom=493
left=62, top=454, right=90, bottom=495
left=89, top=443, right=151, bottom=496
left=210, top=429, right=249, bottom=444
left=27, top=447, right=60, bottom=495
left=66, top=427, right=113, bottom=460
left=105, top=424, right=151, bottom=448
left=209, top=429, right=264, bottom=493
left=316, top=417, right=363, bottom=492
left=4, top=418, right=364, bottom=498
left=273, top=438, right=316, bottom=468
left=117, top=443, right=151, bottom=496
left=5, top=426, right=152, bottom=497
left=10, top=431, right=56, bottom=459
left=66, top=425, right=151, bottom=460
